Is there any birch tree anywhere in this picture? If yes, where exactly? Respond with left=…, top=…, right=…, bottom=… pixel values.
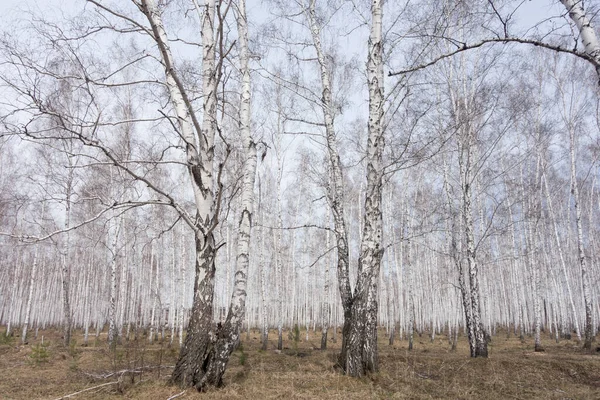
left=339, top=0, right=385, bottom=376
left=137, top=0, right=230, bottom=388
left=560, top=0, right=600, bottom=81
left=194, top=0, right=259, bottom=384
left=553, top=68, right=596, bottom=349
left=302, top=0, right=351, bottom=353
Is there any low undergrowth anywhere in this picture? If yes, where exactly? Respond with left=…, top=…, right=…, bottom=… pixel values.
left=0, top=326, right=598, bottom=399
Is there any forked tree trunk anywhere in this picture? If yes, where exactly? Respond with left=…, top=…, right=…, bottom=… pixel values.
left=190, top=0, right=258, bottom=386
left=139, top=0, right=222, bottom=390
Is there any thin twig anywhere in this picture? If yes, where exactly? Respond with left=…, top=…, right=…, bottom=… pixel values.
left=166, top=390, right=186, bottom=400
left=54, top=381, right=119, bottom=399
left=82, top=365, right=175, bottom=379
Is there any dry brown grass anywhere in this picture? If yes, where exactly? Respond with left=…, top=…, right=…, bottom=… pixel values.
left=0, top=327, right=599, bottom=399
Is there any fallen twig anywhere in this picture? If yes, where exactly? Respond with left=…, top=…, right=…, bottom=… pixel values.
left=54, top=381, right=119, bottom=399
left=82, top=364, right=175, bottom=379
left=166, top=390, right=186, bottom=400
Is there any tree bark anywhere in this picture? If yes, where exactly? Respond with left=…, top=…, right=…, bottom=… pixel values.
left=139, top=0, right=222, bottom=390
left=569, top=124, right=594, bottom=350
left=61, top=159, right=74, bottom=347
left=458, top=102, right=487, bottom=358
left=339, top=0, right=385, bottom=377
left=303, top=0, right=349, bottom=353
left=191, top=0, right=258, bottom=386
left=560, top=0, right=600, bottom=81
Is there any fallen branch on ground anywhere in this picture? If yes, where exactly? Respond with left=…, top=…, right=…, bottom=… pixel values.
left=82, top=364, right=175, bottom=379
left=166, top=390, right=186, bottom=400
left=54, top=381, right=120, bottom=399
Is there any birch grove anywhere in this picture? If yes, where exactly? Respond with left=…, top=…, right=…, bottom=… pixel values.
left=1, top=0, right=600, bottom=392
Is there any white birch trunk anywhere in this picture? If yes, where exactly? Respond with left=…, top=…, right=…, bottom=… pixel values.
left=118, top=242, right=128, bottom=338
left=61, top=159, right=74, bottom=347
left=179, top=225, right=186, bottom=347
left=569, top=125, right=594, bottom=349
left=542, top=173, right=582, bottom=341
left=321, top=210, right=331, bottom=349
left=342, top=0, right=385, bottom=376
left=206, top=0, right=258, bottom=381
left=108, top=215, right=122, bottom=346
left=21, top=204, right=46, bottom=344
left=560, top=0, right=600, bottom=80
left=148, top=249, right=157, bottom=344
left=170, top=229, right=176, bottom=345
left=459, top=116, right=487, bottom=357
left=140, top=0, right=223, bottom=388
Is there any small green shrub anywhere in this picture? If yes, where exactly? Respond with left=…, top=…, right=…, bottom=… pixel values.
left=288, top=324, right=300, bottom=344
left=288, top=324, right=301, bottom=355
left=0, top=330, right=14, bottom=345
left=236, top=343, right=247, bottom=366
left=69, top=338, right=79, bottom=358
left=29, top=342, right=50, bottom=365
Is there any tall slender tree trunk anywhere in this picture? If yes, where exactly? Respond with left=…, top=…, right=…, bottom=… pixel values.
left=339, top=0, right=385, bottom=376
left=148, top=249, right=157, bottom=343
left=444, top=157, right=476, bottom=356
left=258, top=178, right=268, bottom=351
left=569, top=125, right=594, bottom=350
left=459, top=118, right=487, bottom=358
left=321, top=211, right=331, bottom=349
left=406, top=236, right=415, bottom=351
left=542, top=173, right=582, bottom=341
left=108, top=214, right=122, bottom=346
left=304, top=0, right=348, bottom=353
left=22, top=204, right=46, bottom=344
left=179, top=226, right=186, bottom=347
left=170, top=229, right=177, bottom=345
left=62, top=161, right=74, bottom=347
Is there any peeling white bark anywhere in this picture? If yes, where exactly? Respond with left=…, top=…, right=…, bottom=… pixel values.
left=204, top=0, right=259, bottom=381
left=140, top=0, right=221, bottom=388
left=343, top=0, right=385, bottom=376
left=560, top=0, right=600, bottom=79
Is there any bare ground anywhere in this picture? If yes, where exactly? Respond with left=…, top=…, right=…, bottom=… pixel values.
left=0, top=327, right=598, bottom=399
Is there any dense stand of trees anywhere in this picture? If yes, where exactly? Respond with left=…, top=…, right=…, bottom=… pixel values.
left=1, top=0, right=600, bottom=391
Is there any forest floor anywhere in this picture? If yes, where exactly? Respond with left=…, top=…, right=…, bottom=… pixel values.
left=0, top=326, right=599, bottom=399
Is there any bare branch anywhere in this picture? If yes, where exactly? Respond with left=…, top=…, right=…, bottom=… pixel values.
left=388, top=37, right=599, bottom=77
